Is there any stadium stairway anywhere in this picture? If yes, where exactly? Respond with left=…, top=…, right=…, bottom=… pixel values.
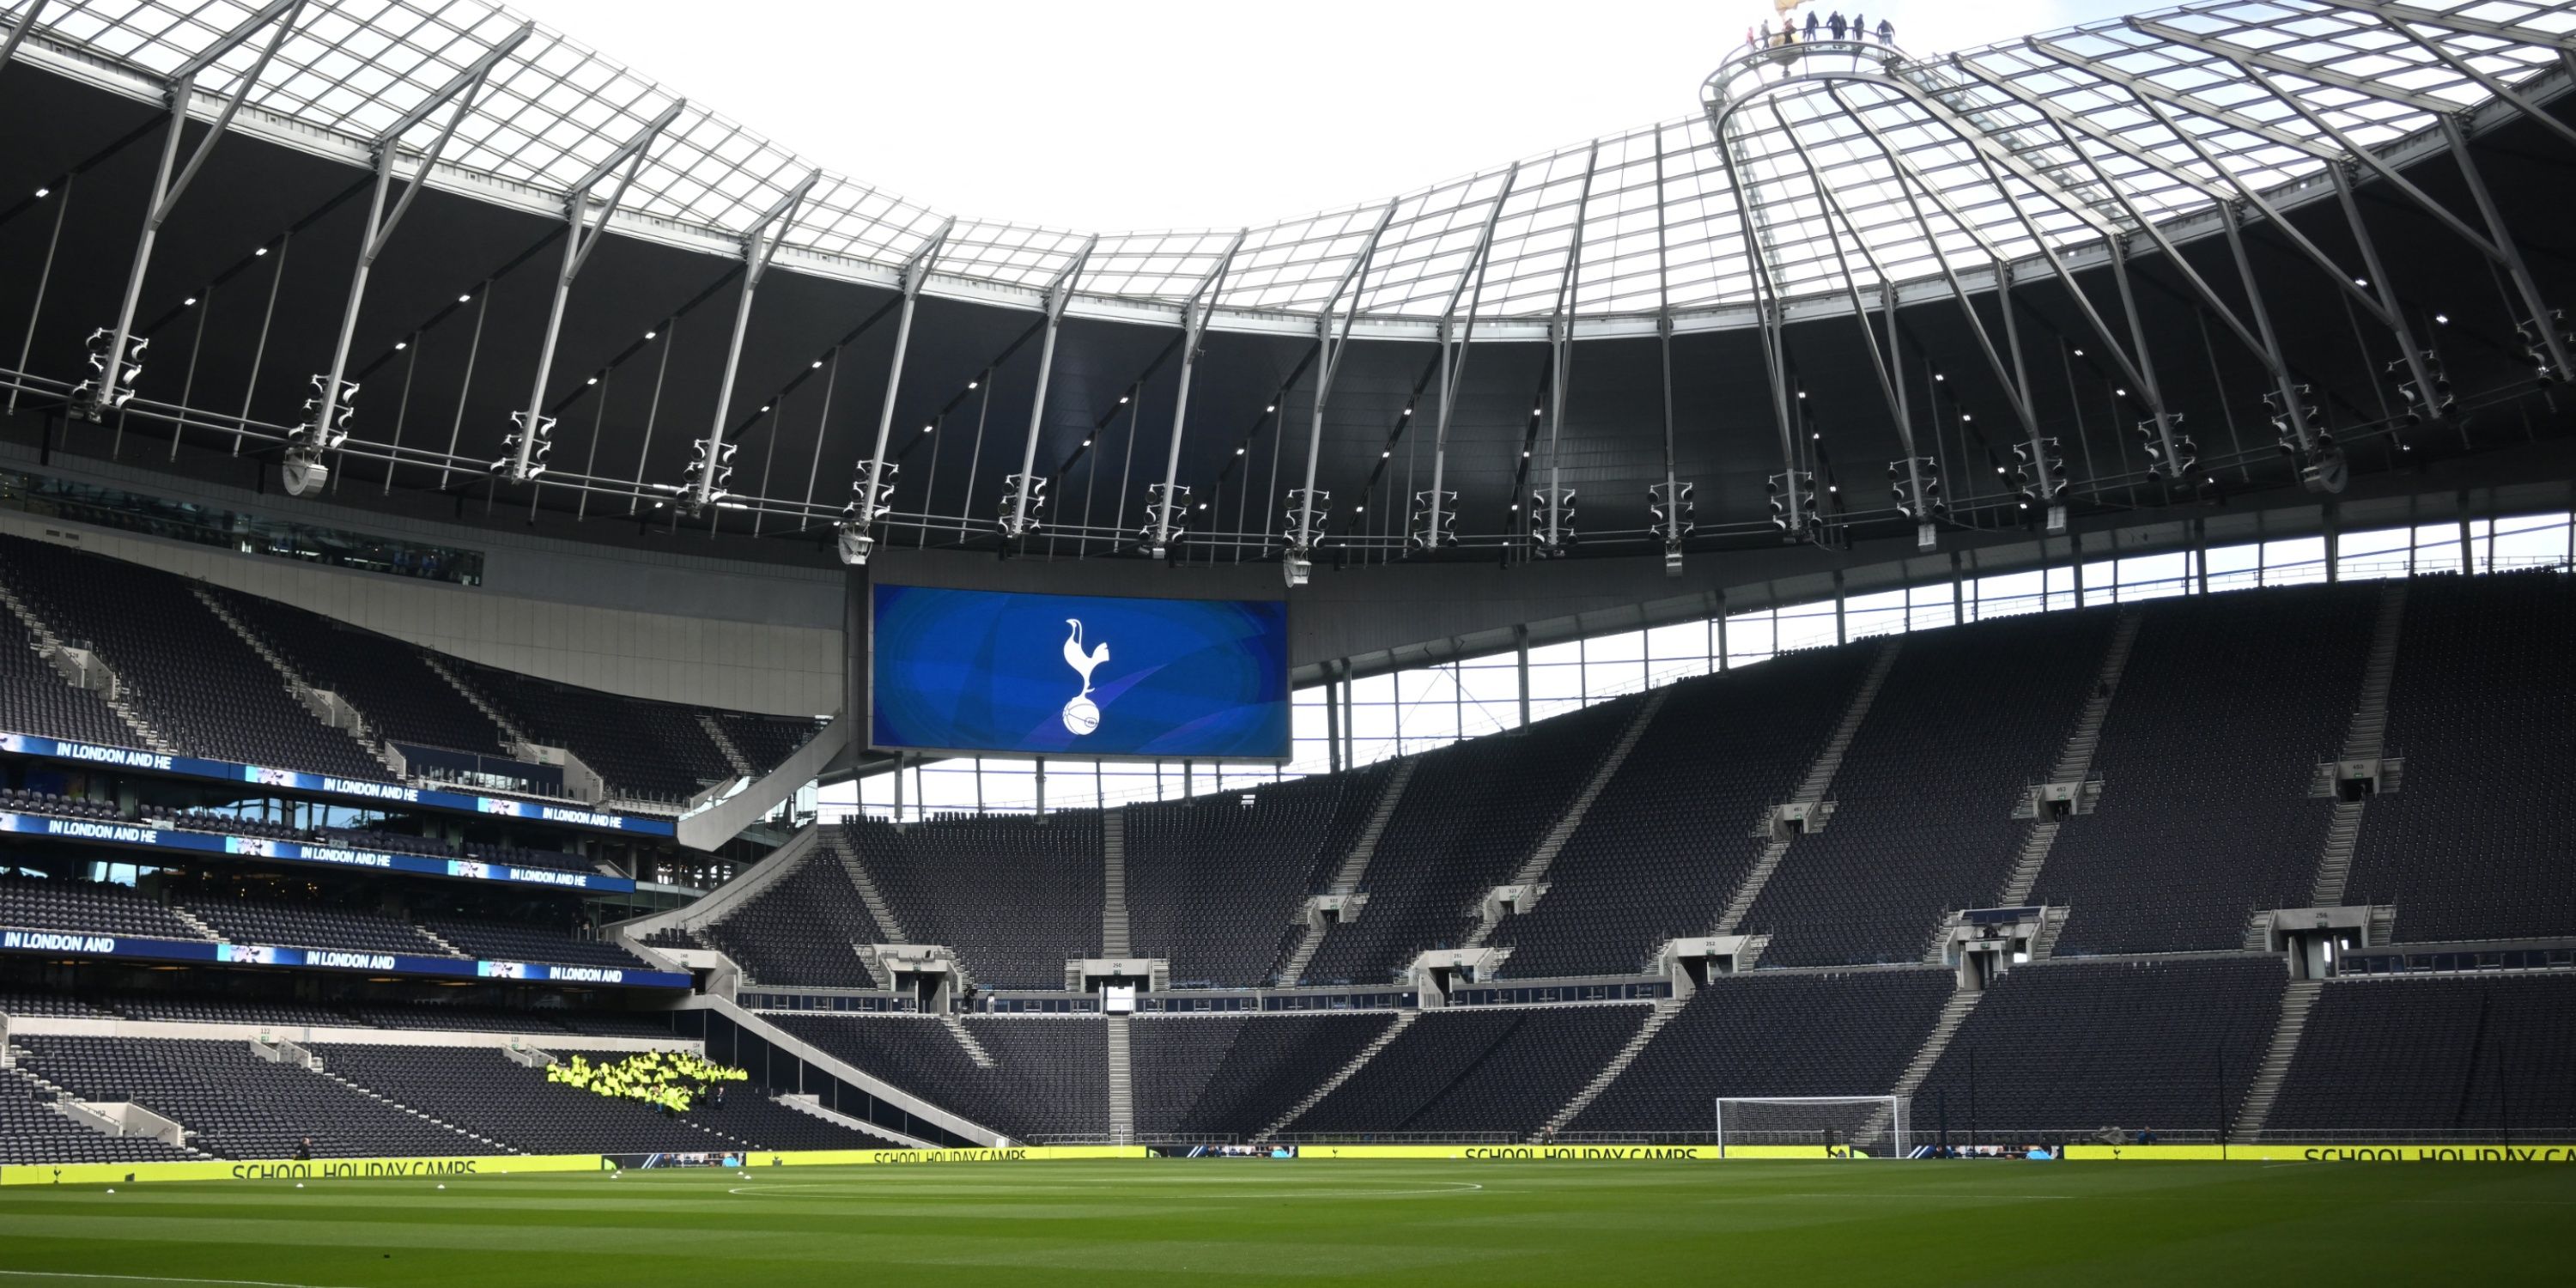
left=1531, top=996, right=1682, bottom=1139
left=0, top=574, right=172, bottom=752
left=1995, top=611, right=2142, bottom=908
left=1885, top=988, right=1983, bottom=1113
left=416, top=652, right=529, bottom=747
left=1102, top=811, right=1130, bottom=957
left=833, top=833, right=912, bottom=946
left=1469, top=690, right=1668, bottom=948
left=191, top=586, right=399, bottom=778
left=1255, top=1012, right=1419, bottom=1140
left=697, top=712, right=756, bottom=780
left=2306, top=582, right=2409, bottom=908
left=940, top=1016, right=998, bottom=1068
left=1105, top=1015, right=1134, bottom=1144
left=1714, top=639, right=1902, bottom=934
left=1275, top=757, right=1415, bottom=986
left=2233, top=978, right=2323, bottom=1141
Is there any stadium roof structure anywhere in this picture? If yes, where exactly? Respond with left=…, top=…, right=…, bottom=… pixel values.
left=2, top=0, right=2574, bottom=568
left=12, top=0, right=2571, bottom=331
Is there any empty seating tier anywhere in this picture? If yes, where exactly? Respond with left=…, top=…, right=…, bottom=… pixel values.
left=1911, top=957, right=2286, bottom=1138
left=2342, top=573, right=2576, bottom=942
left=2264, top=975, right=2576, bottom=1140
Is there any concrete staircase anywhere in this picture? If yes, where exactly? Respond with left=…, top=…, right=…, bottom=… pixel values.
left=2026, top=906, right=2070, bottom=960
left=0, top=576, right=173, bottom=753
left=829, top=833, right=910, bottom=944
left=1104, top=1014, right=1134, bottom=1145
left=414, top=923, right=465, bottom=957
left=697, top=712, right=756, bottom=778
left=1713, top=640, right=1902, bottom=935
left=1990, top=824, right=2060, bottom=922
left=2235, top=977, right=2323, bottom=1141
left=1713, top=840, right=1795, bottom=937
left=2310, top=802, right=2367, bottom=908
left=1532, top=998, right=1681, bottom=1139
left=2338, top=583, right=2408, bottom=767
left=1996, top=612, right=2141, bottom=907
left=2366, top=904, right=2398, bottom=945
left=939, top=1015, right=996, bottom=1069
left=165, top=905, right=222, bottom=942
left=1275, top=757, right=1418, bottom=986
left=2307, top=583, right=2408, bottom=906
left=1256, top=1011, right=1419, bottom=1140
left=1468, top=690, right=1667, bottom=947
left=1102, top=810, right=1130, bottom=957
left=2048, top=612, right=2141, bottom=785
left=418, top=652, right=527, bottom=748
left=1513, top=690, right=1664, bottom=890
left=191, top=586, right=399, bottom=775
left=1892, top=988, right=1984, bottom=1104
left=314, top=1066, right=508, bottom=1151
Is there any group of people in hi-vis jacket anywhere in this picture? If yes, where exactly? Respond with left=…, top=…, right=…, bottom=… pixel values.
left=546, top=1048, right=749, bottom=1115
left=1747, top=9, right=1896, bottom=50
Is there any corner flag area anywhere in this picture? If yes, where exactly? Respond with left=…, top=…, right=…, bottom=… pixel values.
left=1, top=1158, right=2567, bottom=1287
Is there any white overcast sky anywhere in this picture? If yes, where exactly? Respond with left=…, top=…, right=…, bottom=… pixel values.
left=508, top=0, right=2148, bottom=232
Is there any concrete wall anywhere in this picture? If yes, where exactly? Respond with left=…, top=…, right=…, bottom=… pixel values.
left=2, top=442, right=842, bottom=715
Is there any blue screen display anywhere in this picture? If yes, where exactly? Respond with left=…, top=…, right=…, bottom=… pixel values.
left=871, top=585, right=1289, bottom=759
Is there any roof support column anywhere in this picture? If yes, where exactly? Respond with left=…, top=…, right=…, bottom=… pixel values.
left=77, top=0, right=305, bottom=422
left=0, top=0, right=51, bottom=92
left=1144, top=229, right=1247, bottom=560
left=1829, top=90, right=2047, bottom=501
left=1710, top=131, right=1811, bottom=541
left=2324, top=162, right=2439, bottom=447
left=508, top=100, right=684, bottom=484
left=838, top=219, right=952, bottom=564
left=2435, top=114, right=2572, bottom=381
left=1416, top=164, right=1520, bottom=555
left=685, top=167, right=819, bottom=516
left=283, top=22, right=528, bottom=496
left=1771, top=106, right=1934, bottom=533
left=999, top=240, right=1097, bottom=549
left=1284, top=203, right=1397, bottom=586
left=1533, top=144, right=1599, bottom=560
left=1645, top=135, right=1691, bottom=574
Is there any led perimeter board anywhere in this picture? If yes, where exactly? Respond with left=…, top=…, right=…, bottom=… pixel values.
left=869, top=584, right=1288, bottom=761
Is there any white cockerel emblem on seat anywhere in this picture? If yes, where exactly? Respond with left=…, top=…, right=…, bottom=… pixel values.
left=1061, top=618, right=1109, bottom=735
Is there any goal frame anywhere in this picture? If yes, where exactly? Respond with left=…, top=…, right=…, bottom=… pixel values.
left=1712, top=1096, right=1910, bottom=1158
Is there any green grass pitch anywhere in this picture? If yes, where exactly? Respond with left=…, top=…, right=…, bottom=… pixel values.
left=0, top=1159, right=2566, bottom=1286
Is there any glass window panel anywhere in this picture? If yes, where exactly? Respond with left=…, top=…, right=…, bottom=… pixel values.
left=2409, top=522, right=2464, bottom=575
left=1845, top=588, right=1908, bottom=640
left=1646, top=621, right=1710, bottom=661
left=1724, top=611, right=1776, bottom=666
left=1527, top=663, right=1584, bottom=703
left=2263, top=536, right=2329, bottom=586
left=1776, top=602, right=1838, bottom=653
left=1526, top=640, right=1583, bottom=669
left=1585, top=629, right=1646, bottom=663
left=2113, top=551, right=2189, bottom=600
left=1975, top=570, right=2044, bottom=620
left=2336, top=526, right=2411, bottom=581
left=2490, top=512, right=2572, bottom=571
left=2203, top=540, right=2262, bottom=592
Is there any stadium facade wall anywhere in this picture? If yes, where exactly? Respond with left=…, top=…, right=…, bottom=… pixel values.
left=0, top=503, right=841, bottom=717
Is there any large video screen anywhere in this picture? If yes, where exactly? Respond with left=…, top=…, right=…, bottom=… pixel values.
left=870, top=584, right=1289, bottom=760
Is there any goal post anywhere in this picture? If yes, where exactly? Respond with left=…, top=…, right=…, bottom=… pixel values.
left=1713, top=1096, right=1910, bottom=1158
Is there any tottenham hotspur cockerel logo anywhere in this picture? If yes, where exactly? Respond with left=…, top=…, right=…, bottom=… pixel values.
left=1061, top=618, right=1110, bottom=735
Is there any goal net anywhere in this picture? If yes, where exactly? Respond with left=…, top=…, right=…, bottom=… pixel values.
left=1713, top=1097, right=1910, bottom=1157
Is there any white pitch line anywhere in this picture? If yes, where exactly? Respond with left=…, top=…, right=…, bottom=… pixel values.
left=0, top=1272, right=372, bottom=1288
